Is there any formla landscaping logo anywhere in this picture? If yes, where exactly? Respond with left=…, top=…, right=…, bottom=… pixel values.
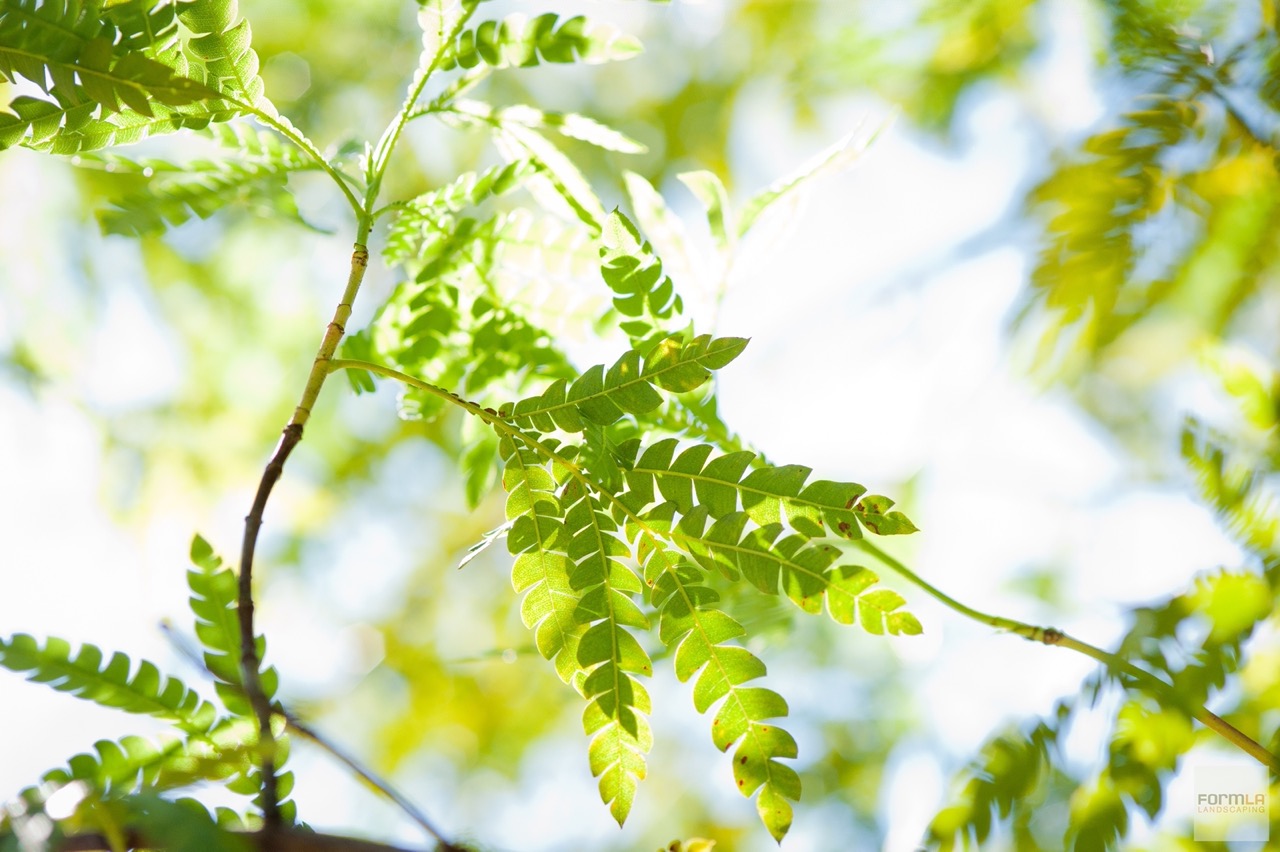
left=1193, top=765, right=1270, bottom=842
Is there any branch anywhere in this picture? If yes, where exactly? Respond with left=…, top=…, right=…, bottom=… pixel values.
left=238, top=237, right=373, bottom=826
left=57, top=828, right=468, bottom=852
left=855, top=539, right=1280, bottom=772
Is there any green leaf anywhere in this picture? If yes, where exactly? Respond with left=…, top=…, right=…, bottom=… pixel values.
left=632, top=529, right=798, bottom=841
left=678, top=170, right=734, bottom=253
left=0, top=0, right=232, bottom=151
left=456, top=103, right=645, bottom=153
left=0, top=4, right=218, bottom=114
left=98, top=795, right=253, bottom=852
left=29, top=719, right=257, bottom=805
left=599, top=209, right=685, bottom=343
left=626, top=438, right=870, bottom=537
left=0, top=95, right=95, bottom=151
left=505, top=335, right=747, bottom=434
left=0, top=633, right=219, bottom=735
left=927, top=705, right=1070, bottom=850
left=91, top=122, right=319, bottom=236
left=35, top=102, right=236, bottom=154
left=180, top=0, right=268, bottom=110
left=623, top=171, right=698, bottom=288
left=670, top=508, right=923, bottom=628
left=187, top=534, right=280, bottom=718
left=384, top=159, right=541, bottom=265
left=443, top=12, right=642, bottom=71
left=567, top=483, right=652, bottom=823
left=737, top=129, right=876, bottom=238
left=416, top=0, right=479, bottom=77
left=446, top=100, right=608, bottom=230
left=502, top=439, right=586, bottom=684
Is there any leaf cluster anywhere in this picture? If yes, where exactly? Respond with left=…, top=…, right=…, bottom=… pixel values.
left=0, top=536, right=292, bottom=845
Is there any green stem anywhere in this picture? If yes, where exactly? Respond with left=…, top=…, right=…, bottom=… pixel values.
left=366, top=9, right=479, bottom=208
left=240, top=103, right=365, bottom=218
left=855, top=539, right=1280, bottom=772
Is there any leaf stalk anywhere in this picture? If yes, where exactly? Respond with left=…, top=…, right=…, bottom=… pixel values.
left=855, top=539, right=1280, bottom=772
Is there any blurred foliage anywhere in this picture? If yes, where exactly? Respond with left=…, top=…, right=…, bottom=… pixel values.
left=3, top=0, right=1280, bottom=850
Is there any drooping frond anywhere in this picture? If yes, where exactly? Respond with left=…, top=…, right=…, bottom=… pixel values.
left=563, top=481, right=653, bottom=825
left=651, top=556, right=798, bottom=841
left=0, top=634, right=219, bottom=735
left=499, top=434, right=652, bottom=824
left=486, top=407, right=918, bottom=840
left=384, top=159, right=541, bottom=265
left=89, top=122, right=319, bottom=236
left=502, top=335, right=746, bottom=433
left=502, top=437, right=584, bottom=684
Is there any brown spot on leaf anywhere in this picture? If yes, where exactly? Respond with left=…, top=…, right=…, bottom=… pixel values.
left=737, top=779, right=745, bottom=787
left=739, top=755, right=748, bottom=764
left=837, top=521, right=851, bottom=535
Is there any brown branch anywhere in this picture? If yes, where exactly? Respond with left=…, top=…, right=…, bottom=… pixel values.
left=237, top=240, right=371, bottom=827
left=57, top=828, right=468, bottom=852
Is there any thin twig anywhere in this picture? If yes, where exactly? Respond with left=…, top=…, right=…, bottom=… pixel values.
left=284, top=714, right=459, bottom=849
